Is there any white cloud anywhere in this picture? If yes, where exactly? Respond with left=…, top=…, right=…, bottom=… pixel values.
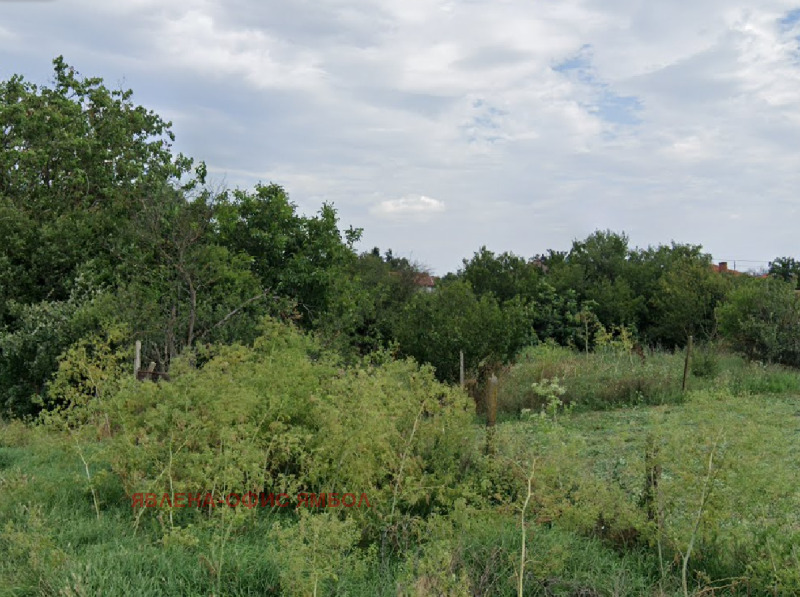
left=154, top=10, right=326, bottom=91
left=371, top=194, right=446, bottom=219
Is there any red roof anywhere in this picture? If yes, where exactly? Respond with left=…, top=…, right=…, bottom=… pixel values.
left=711, top=263, right=744, bottom=275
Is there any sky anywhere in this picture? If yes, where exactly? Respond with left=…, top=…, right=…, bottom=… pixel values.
left=2, top=0, right=799, bottom=274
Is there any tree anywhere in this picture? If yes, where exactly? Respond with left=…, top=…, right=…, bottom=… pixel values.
left=392, top=280, right=532, bottom=382
left=649, top=259, right=732, bottom=347
left=458, top=247, right=541, bottom=304
left=718, top=277, right=800, bottom=366
left=215, top=183, right=361, bottom=328
left=319, top=248, right=422, bottom=357
left=527, top=281, right=582, bottom=347
left=117, top=186, right=265, bottom=368
left=0, top=56, right=196, bottom=307
left=548, top=230, right=643, bottom=330
left=566, top=230, right=630, bottom=284
left=768, top=257, right=800, bottom=289
left=0, top=58, right=202, bottom=416
left=626, top=242, right=711, bottom=343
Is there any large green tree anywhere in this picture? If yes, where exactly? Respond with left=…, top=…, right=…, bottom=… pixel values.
left=458, top=246, right=542, bottom=304
left=0, top=58, right=205, bottom=416
left=116, top=186, right=265, bottom=368
left=0, top=59, right=275, bottom=417
left=548, top=230, right=643, bottom=330
left=0, top=56, right=197, bottom=311
left=215, top=183, right=361, bottom=328
left=319, top=248, right=423, bottom=357
left=628, top=242, right=724, bottom=347
left=649, top=259, right=732, bottom=347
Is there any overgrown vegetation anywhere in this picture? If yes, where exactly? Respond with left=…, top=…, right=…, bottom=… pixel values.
left=3, top=346, right=800, bottom=595
left=3, top=59, right=800, bottom=596
left=498, top=343, right=681, bottom=413
left=498, top=341, right=800, bottom=415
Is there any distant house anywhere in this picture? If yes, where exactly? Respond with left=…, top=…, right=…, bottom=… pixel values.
left=712, top=261, right=772, bottom=280
left=711, top=262, right=744, bottom=275
left=413, top=273, right=437, bottom=292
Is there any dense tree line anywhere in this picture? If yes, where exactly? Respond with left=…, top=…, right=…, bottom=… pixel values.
left=1, top=59, right=798, bottom=417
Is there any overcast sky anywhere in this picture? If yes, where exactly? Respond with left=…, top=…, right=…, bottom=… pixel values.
left=2, top=0, right=799, bottom=273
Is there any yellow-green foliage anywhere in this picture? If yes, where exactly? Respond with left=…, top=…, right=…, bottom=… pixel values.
left=270, top=510, right=374, bottom=596
left=45, top=327, right=130, bottom=412
left=503, top=387, right=800, bottom=594
left=74, top=319, right=476, bottom=538
left=396, top=537, right=473, bottom=597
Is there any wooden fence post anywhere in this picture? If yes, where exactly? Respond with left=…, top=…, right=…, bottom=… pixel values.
left=584, top=312, right=590, bottom=355
left=682, top=335, right=693, bottom=392
left=459, top=350, right=465, bottom=388
left=485, top=374, right=498, bottom=454
left=487, top=374, right=498, bottom=427
left=134, top=340, right=141, bottom=379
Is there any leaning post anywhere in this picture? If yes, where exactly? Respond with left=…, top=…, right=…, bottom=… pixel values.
left=681, top=335, right=693, bottom=392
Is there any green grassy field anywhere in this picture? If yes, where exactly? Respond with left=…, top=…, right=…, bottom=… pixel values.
left=2, top=347, right=800, bottom=596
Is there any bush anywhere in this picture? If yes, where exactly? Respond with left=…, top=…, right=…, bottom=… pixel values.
left=60, top=319, right=477, bottom=541
left=690, top=344, right=721, bottom=378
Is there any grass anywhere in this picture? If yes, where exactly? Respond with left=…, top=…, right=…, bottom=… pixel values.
left=491, top=386, right=800, bottom=595
left=0, top=418, right=667, bottom=596
left=3, top=347, right=800, bottom=596
left=497, top=343, right=800, bottom=414
left=0, top=428, right=284, bottom=596
left=0, top=424, right=661, bottom=596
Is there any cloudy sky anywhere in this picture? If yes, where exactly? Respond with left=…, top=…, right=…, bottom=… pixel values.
left=2, top=0, right=799, bottom=273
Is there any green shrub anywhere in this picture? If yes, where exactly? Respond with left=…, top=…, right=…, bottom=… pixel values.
left=55, top=319, right=477, bottom=541
left=392, top=280, right=533, bottom=383
left=690, top=344, right=721, bottom=378
left=269, top=511, right=374, bottom=596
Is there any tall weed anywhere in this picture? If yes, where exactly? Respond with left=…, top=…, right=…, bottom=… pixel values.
left=498, top=343, right=684, bottom=413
